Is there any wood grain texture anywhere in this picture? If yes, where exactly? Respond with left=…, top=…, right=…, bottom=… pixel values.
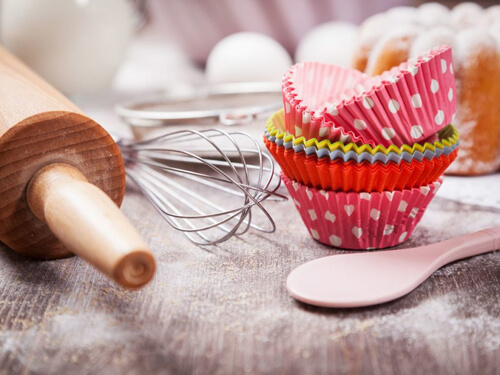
left=0, top=46, right=126, bottom=259
left=0, top=173, right=497, bottom=375
left=27, top=163, right=155, bottom=288
left=0, top=111, right=126, bottom=259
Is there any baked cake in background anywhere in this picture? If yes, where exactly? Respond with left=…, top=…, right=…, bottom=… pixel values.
left=352, top=2, right=500, bottom=175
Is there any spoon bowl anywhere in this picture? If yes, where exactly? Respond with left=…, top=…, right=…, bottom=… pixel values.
left=287, top=226, right=500, bottom=308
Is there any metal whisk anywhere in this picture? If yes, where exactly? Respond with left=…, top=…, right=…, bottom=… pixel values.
left=115, top=129, right=284, bottom=246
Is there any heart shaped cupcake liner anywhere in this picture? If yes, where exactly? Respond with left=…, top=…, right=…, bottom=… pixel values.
left=283, top=45, right=456, bottom=147
left=282, top=173, right=442, bottom=250
left=282, top=63, right=368, bottom=145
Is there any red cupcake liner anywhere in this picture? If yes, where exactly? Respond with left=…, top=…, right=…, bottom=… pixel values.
left=265, top=136, right=457, bottom=192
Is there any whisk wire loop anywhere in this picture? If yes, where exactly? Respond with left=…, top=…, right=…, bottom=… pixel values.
left=118, top=129, right=283, bottom=246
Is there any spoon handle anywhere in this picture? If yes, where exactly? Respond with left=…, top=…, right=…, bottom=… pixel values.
left=436, top=225, right=500, bottom=266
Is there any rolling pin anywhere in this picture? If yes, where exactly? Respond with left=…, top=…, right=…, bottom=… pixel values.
left=0, top=45, right=156, bottom=288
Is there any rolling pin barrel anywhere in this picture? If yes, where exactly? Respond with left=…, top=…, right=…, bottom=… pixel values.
left=0, top=45, right=155, bottom=288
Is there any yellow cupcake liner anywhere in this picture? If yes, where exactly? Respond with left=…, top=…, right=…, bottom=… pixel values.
left=266, top=110, right=459, bottom=156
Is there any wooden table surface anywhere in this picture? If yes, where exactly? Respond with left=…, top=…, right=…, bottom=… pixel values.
left=0, top=34, right=499, bottom=375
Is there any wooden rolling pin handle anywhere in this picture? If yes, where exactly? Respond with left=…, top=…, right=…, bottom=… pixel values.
left=27, top=163, right=156, bottom=289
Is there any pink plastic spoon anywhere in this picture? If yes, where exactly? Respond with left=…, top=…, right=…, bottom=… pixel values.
left=287, top=226, right=500, bottom=308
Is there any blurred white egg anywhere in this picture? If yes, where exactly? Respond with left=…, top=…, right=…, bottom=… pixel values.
left=295, top=22, right=358, bottom=67
left=206, top=32, right=292, bottom=83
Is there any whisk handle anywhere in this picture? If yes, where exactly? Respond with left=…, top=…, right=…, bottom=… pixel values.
left=27, top=163, right=155, bottom=289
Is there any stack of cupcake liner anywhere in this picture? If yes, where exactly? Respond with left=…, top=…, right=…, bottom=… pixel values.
left=265, top=111, right=459, bottom=192
left=265, top=46, right=459, bottom=249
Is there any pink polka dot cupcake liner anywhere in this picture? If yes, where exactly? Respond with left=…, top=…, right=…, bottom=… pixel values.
left=282, top=45, right=456, bottom=148
left=282, top=63, right=368, bottom=145
left=282, top=173, right=442, bottom=250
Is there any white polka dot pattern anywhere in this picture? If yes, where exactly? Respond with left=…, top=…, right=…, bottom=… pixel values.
left=388, top=99, right=400, bottom=113
left=363, top=97, right=374, bottom=109
left=408, top=65, right=418, bottom=76
left=382, top=128, right=396, bottom=140
left=352, top=226, right=363, bottom=239
left=281, top=46, right=455, bottom=148
left=353, top=119, right=367, bottom=130
left=329, top=235, right=342, bottom=247
left=441, top=59, right=447, bottom=73
left=435, top=110, right=445, bottom=125
left=411, top=94, right=422, bottom=108
left=308, top=209, right=317, bottom=221
left=431, top=79, right=439, bottom=94
left=411, top=125, right=424, bottom=139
